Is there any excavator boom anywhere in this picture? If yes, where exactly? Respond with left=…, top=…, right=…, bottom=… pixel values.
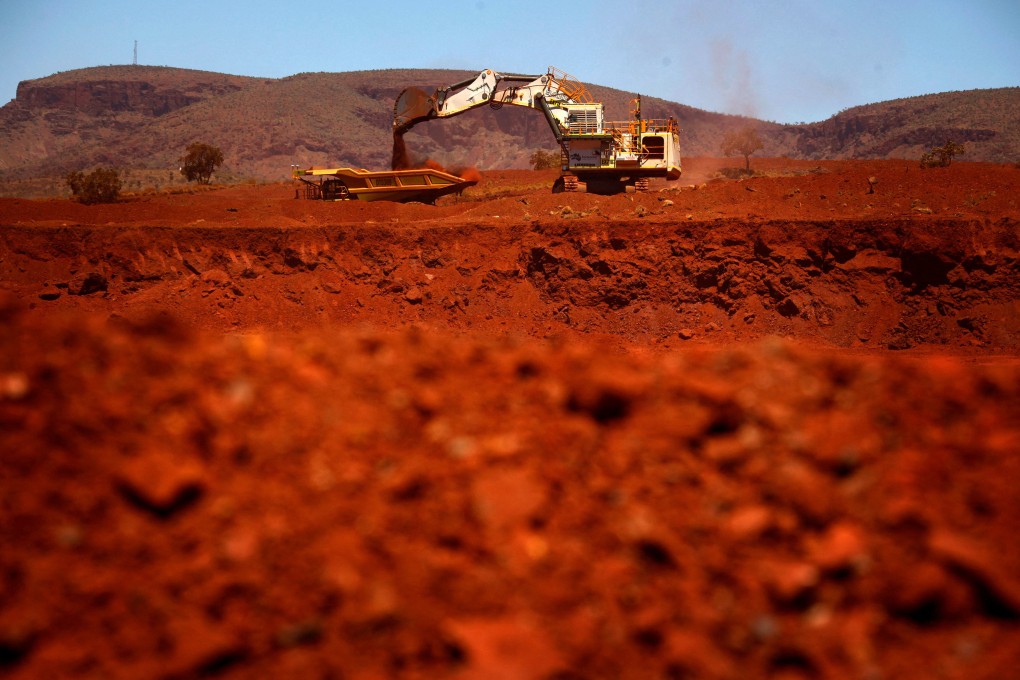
left=394, top=69, right=578, bottom=134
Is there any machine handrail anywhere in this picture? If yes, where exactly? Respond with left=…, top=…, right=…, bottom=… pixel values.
left=547, top=66, right=594, bottom=104
left=604, top=118, right=679, bottom=135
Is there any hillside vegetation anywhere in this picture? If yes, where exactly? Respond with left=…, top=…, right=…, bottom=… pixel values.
left=0, top=65, right=1016, bottom=195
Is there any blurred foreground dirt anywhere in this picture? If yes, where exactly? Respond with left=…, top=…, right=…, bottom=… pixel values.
left=2, top=158, right=1019, bottom=678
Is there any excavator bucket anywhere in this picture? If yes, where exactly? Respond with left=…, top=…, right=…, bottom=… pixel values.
left=393, top=87, right=436, bottom=132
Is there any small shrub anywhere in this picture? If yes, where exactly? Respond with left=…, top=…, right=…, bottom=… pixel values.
left=66, top=168, right=121, bottom=204
left=718, top=167, right=755, bottom=180
left=530, top=149, right=560, bottom=170
left=920, top=140, right=964, bottom=168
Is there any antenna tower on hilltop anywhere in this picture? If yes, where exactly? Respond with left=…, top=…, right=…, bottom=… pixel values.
left=133, top=40, right=138, bottom=66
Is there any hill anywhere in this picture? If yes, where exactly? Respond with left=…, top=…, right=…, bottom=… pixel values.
left=770, top=88, right=1020, bottom=161
left=0, top=65, right=1016, bottom=191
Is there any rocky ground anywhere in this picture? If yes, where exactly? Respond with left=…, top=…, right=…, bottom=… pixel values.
left=1, top=158, right=1019, bottom=679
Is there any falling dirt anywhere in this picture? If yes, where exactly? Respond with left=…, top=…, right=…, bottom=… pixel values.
left=2, top=158, right=1019, bottom=679
left=393, top=130, right=479, bottom=182
left=392, top=130, right=411, bottom=171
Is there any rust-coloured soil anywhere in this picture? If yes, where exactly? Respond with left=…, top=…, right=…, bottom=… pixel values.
left=2, top=158, right=1019, bottom=679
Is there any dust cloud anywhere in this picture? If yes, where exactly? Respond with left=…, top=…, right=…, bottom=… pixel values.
left=711, top=39, right=760, bottom=119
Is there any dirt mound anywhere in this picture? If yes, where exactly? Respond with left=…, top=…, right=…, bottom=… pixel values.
left=2, top=159, right=1019, bottom=678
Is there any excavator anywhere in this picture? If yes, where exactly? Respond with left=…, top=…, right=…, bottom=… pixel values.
left=393, top=66, right=681, bottom=194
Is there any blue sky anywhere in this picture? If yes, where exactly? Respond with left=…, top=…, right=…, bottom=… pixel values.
left=1, top=0, right=1017, bottom=123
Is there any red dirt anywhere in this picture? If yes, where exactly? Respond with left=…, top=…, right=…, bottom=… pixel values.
left=2, top=158, right=1019, bottom=679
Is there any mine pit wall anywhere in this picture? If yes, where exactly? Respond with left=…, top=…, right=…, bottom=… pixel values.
left=2, top=218, right=1018, bottom=350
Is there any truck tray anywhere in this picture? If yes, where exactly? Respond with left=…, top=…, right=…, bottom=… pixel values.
left=294, top=167, right=476, bottom=203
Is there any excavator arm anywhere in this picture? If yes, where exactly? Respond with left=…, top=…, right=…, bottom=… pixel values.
left=393, top=67, right=588, bottom=137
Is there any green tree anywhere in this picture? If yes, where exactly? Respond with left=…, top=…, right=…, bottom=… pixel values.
left=180, top=142, right=224, bottom=184
left=66, top=167, right=121, bottom=204
left=530, top=148, right=560, bottom=170
left=721, top=127, right=764, bottom=172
